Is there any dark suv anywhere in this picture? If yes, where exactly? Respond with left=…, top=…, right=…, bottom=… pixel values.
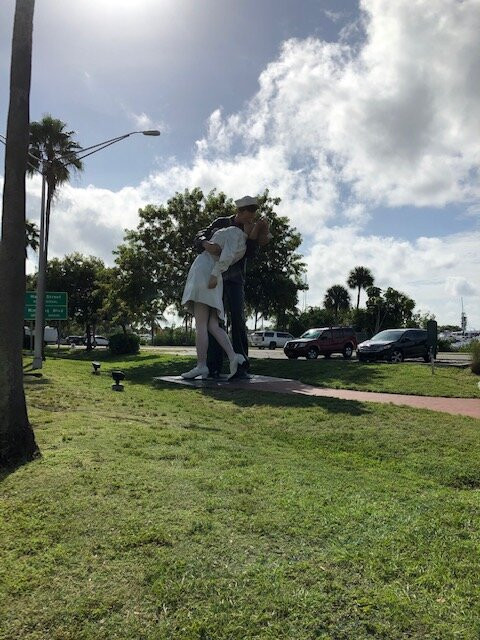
left=357, top=328, right=434, bottom=363
left=284, top=327, right=357, bottom=360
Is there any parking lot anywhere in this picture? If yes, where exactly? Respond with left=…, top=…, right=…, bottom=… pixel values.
left=142, top=345, right=471, bottom=366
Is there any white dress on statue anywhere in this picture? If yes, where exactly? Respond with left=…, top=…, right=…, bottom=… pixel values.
left=181, top=226, right=248, bottom=321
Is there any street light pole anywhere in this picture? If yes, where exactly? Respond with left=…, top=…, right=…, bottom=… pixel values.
left=30, top=129, right=160, bottom=369
left=32, top=156, right=47, bottom=368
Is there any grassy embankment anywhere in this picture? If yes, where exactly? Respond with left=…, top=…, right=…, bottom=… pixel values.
left=1, top=353, right=479, bottom=639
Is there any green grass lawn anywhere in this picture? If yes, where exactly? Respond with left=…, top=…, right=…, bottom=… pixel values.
left=253, top=356, right=480, bottom=398
left=46, top=348, right=480, bottom=398
left=1, top=353, right=479, bottom=639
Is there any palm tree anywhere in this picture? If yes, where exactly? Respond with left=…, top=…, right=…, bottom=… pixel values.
left=25, top=219, right=39, bottom=255
left=0, top=0, right=38, bottom=465
left=28, top=117, right=82, bottom=365
left=324, top=285, right=351, bottom=322
left=347, top=266, right=374, bottom=310
left=27, top=115, right=83, bottom=262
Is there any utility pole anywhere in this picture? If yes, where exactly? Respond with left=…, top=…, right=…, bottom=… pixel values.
left=32, top=157, right=46, bottom=368
left=461, top=298, right=467, bottom=335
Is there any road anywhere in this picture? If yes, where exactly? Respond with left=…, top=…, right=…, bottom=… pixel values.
left=142, top=345, right=471, bottom=364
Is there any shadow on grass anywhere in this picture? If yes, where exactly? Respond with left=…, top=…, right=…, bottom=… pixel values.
left=196, top=386, right=371, bottom=416
left=43, top=349, right=163, bottom=364
left=41, top=349, right=391, bottom=393
left=0, top=446, right=41, bottom=484
left=163, top=383, right=371, bottom=415
left=111, top=357, right=195, bottom=383
left=119, top=359, right=370, bottom=416
left=23, top=376, right=52, bottom=386
left=33, top=352, right=374, bottom=415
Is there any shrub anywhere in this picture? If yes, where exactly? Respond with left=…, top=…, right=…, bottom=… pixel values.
left=108, top=332, right=140, bottom=355
left=470, top=340, right=480, bottom=375
left=459, top=339, right=479, bottom=353
left=437, top=338, right=453, bottom=352
left=153, top=327, right=195, bottom=346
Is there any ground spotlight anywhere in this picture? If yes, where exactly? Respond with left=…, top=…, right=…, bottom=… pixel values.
left=92, top=361, right=101, bottom=375
left=111, top=370, right=125, bottom=391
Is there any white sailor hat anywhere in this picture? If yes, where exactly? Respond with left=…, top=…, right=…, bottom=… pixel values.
left=234, top=195, right=258, bottom=209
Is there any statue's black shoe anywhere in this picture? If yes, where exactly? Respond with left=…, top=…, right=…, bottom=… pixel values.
left=229, top=367, right=251, bottom=380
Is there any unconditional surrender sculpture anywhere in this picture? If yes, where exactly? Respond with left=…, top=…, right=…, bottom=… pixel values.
left=181, top=195, right=271, bottom=380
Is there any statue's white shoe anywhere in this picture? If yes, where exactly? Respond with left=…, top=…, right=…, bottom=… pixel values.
left=228, top=354, right=246, bottom=379
left=181, top=365, right=209, bottom=380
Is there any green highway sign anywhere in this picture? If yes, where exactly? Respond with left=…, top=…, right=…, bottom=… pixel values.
left=24, top=292, right=68, bottom=321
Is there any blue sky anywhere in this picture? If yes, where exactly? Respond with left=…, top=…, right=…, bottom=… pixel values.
left=1, top=0, right=479, bottom=327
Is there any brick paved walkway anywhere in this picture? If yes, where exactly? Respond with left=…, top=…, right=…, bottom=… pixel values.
left=155, top=375, right=480, bottom=419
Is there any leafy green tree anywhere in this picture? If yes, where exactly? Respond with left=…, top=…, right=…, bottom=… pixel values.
left=0, top=0, right=38, bottom=465
left=119, top=188, right=306, bottom=330
left=99, top=268, right=133, bottom=334
left=346, top=307, right=371, bottom=336
left=287, top=306, right=336, bottom=337
left=366, top=286, right=415, bottom=333
left=438, top=325, right=461, bottom=332
left=45, top=253, right=106, bottom=350
left=123, top=188, right=227, bottom=315
left=383, top=287, right=415, bottom=327
left=365, top=286, right=385, bottom=334
left=406, top=311, right=436, bottom=329
left=103, top=227, right=170, bottom=334
left=324, top=285, right=351, bottom=322
left=347, top=266, right=374, bottom=310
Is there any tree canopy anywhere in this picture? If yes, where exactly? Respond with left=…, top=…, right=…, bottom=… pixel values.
left=323, top=285, right=351, bottom=322
left=116, top=188, right=306, bottom=327
left=347, top=266, right=374, bottom=310
left=45, top=253, right=107, bottom=349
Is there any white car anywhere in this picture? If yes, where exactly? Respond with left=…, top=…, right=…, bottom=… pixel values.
left=249, top=331, right=294, bottom=350
left=84, top=335, right=109, bottom=347
left=450, top=337, right=474, bottom=350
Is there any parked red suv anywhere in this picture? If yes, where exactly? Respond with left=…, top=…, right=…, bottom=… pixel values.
left=284, top=326, right=358, bottom=360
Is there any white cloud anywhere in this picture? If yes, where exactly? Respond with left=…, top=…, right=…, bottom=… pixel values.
left=197, top=0, right=480, bottom=211
left=131, top=112, right=157, bottom=131
left=445, top=276, right=477, bottom=298
left=120, top=104, right=165, bottom=134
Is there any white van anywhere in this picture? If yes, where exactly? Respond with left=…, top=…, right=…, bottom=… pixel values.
left=249, top=330, right=294, bottom=350
left=24, top=326, right=59, bottom=343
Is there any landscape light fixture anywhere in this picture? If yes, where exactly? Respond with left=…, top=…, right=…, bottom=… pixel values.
left=111, top=370, right=126, bottom=391
left=91, top=362, right=101, bottom=375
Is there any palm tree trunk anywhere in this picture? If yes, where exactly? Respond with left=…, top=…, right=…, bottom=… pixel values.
left=357, top=287, right=361, bottom=310
left=44, top=190, right=53, bottom=263
left=375, top=307, right=381, bottom=334
left=0, top=0, right=39, bottom=465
